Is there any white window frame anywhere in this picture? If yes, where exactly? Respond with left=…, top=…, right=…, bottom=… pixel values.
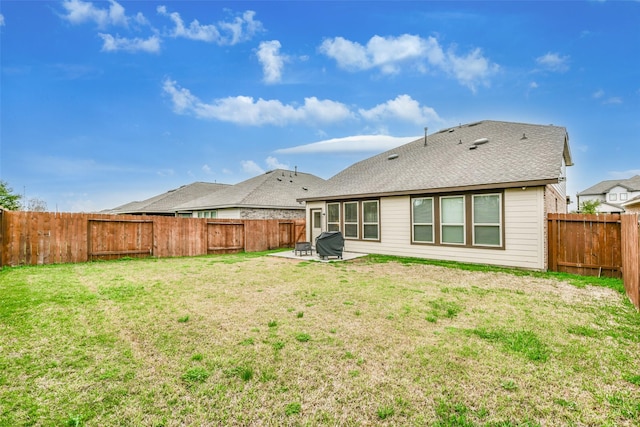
left=343, top=201, right=359, bottom=239
left=609, top=193, right=618, bottom=201
left=412, top=197, right=434, bottom=243
left=440, top=196, right=466, bottom=245
left=362, top=200, right=379, bottom=240
left=327, top=203, right=341, bottom=232
left=472, top=193, right=502, bottom=247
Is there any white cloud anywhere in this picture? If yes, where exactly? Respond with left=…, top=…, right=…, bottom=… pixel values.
left=99, top=34, right=161, bottom=53
left=265, top=156, right=289, bottom=170
left=275, top=134, right=419, bottom=154
left=593, top=89, right=605, bottom=99
left=157, top=6, right=262, bottom=45
left=603, top=96, right=623, bottom=105
left=241, top=160, right=264, bottom=175
left=446, top=47, right=498, bottom=92
left=319, top=34, right=498, bottom=91
left=359, top=94, right=441, bottom=125
left=0, top=14, right=5, bottom=26
left=163, top=80, right=443, bottom=128
left=162, top=79, right=353, bottom=126
left=536, top=52, right=570, bottom=72
left=202, top=164, right=212, bottom=174
left=61, top=0, right=132, bottom=28
left=257, top=40, right=287, bottom=84
left=529, top=82, right=539, bottom=89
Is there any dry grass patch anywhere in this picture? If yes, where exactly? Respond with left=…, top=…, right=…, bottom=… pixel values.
left=1, top=253, right=639, bottom=426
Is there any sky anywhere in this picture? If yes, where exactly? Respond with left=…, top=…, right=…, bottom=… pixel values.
left=1, top=1, right=639, bottom=212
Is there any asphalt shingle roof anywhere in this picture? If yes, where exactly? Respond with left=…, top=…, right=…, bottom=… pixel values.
left=302, top=120, right=571, bottom=201
left=175, top=169, right=325, bottom=211
left=109, top=182, right=230, bottom=214
left=577, top=175, right=640, bottom=196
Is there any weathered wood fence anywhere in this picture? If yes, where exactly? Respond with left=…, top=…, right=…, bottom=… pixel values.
left=0, top=210, right=305, bottom=267
left=548, top=213, right=640, bottom=310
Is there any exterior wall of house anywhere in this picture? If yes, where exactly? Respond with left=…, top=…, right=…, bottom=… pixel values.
left=310, top=187, right=546, bottom=270
left=545, top=184, right=567, bottom=214
left=238, top=208, right=304, bottom=219
left=211, top=208, right=305, bottom=219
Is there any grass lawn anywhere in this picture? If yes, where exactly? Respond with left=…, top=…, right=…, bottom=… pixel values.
left=1, top=252, right=639, bottom=426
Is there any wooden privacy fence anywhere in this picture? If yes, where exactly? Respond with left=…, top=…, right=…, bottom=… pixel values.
left=548, top=213, right=623, bottom=278
left=0, top=210, right=306, bottom=267
left=621, top=214, right=640, bottom=310
left=548, top=213, right=640, bottom=310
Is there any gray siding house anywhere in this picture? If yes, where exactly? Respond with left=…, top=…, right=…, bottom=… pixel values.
left=576, top=175, right=640, bottom=213
left=300, top=120, right=573, bottom=270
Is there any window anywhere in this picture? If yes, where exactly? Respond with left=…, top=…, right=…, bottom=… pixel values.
left=313, top=211, right=322, bottom=228
left=197, top=210, right=217, bottom=218
left=440, top=196, right=465, bottom=244
left=610, top=193, right=618, bottom=201
left=327, top=203, right=340, bottom=232
left=621, top=193, right=628, bottom=201
left=412, top=197, right=434, bottom=243
left=473, top=194, right=502, bottom=246
left=343, top=202, right=359, bottom=238
left=362, top=200, right=379, bottom=240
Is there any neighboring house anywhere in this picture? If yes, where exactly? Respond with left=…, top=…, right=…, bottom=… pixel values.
left=107, top=182, right=230, bottom=216
left=576, top=175, right=640, bottom=213
left=300, top=120, right=572, bottom=271
left=175, top=169, right=326, bottom=219
left=622, top=195, right=640, bottom=214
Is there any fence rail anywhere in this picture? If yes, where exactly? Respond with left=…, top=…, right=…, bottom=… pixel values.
left=0, top=210, right=305, bottom=267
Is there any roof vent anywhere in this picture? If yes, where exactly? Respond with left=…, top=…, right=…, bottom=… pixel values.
left=473, top=138, right=489, bottom=145
left=469, top=145, right=478, bottom=150
left=277, top=177, right=282, bottom=181
left=521, top=133, right=528, bottom=140
left=302, top=187, right=308, bottom=191
left=388, top=153, right=399, bottom=160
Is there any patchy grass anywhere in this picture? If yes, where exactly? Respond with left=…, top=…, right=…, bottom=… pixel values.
left=0, top=253, right=638, bottom=426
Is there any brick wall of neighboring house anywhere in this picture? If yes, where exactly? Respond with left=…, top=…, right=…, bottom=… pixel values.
left=543, top=184, right=567, bottom=271
left=239, top=208, right=305, bottom=220
left=545, top=184, right=567, bottom=214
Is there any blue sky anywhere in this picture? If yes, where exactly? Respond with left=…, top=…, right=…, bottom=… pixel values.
left=1, top=1, right=638, bottom=212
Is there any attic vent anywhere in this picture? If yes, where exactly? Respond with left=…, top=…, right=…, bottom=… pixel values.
left=388, top=153, right=399, bottom=160
left=521, top=133, right=528, bottom=140
left=302, top=187, right=308, bottom=191
left=467, top=121, right=482, bottom=127
left=473, top=138, right=489, bottom=145
left=448, top=128, right=455, bottom=133
left=469, top=145, right=478, bottom=150
left=277, top=177, right=282, bottom=181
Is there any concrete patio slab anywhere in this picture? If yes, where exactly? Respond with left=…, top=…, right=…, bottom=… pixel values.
left=269, top=249, right=368, bottom=263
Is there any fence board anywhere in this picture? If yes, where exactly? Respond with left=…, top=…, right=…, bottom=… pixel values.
left=0, top=211, right=305, bottom=267
left=621, top=214, right=640, bottom=310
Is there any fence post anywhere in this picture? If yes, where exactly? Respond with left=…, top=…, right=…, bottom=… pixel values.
left=621, top=213, right=640, bottom=310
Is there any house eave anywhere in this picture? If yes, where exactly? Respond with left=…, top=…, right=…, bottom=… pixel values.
left=176, top=204, right=306, bottom=212
left=299, top=179, right=558, bottom=202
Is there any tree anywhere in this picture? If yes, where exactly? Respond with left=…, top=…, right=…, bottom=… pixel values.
left=26, top=197, right=48, bottom=212
left=579, top=199, right=601, bottom=214
left=0, top=180, right=22, bottom=210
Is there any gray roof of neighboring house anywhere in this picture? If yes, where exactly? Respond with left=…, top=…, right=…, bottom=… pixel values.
left=108, top=182, right=230, bottom=214
left=578, top=175, right=640, bottom=196
left=301, top=120, right=572, bottom=201
left=175, top=169, right=326, bottom=211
